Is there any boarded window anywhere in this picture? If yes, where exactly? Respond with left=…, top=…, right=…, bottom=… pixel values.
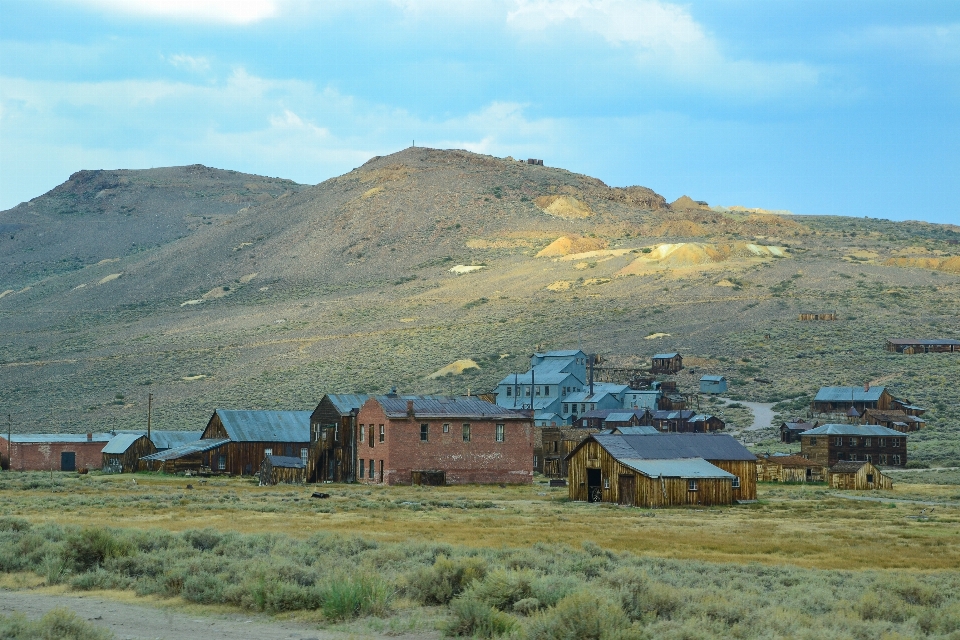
left=420, top=423, right=429, bottom=442
left=496, top=424, right=505, bottom=442
left=462, top=423, right=471, bottom=442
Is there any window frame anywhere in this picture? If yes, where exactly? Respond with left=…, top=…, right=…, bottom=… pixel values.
left=688, top=479, right=698, bottom=492
left=359, top=424, right=365, bottom=443
left=264, top=447, right=273, bottom=457
left=462, top=423, right=471, bottom=442
left=495, top=423, right=505, bottom=443
left=420, top=423, right=429, bottom=442
left=731, top=476, right=740, bottom=489
left=379, top=424, right=385, bottom=443
left=300, top=447, right=309, bottom=466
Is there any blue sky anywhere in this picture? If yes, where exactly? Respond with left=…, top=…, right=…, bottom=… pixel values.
left=1, top=0, right=958, bottom=224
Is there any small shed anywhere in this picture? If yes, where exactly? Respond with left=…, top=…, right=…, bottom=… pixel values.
left=780, top=419, right=818, bottom=443
left=102, top=433, right=156, bottom=473
left=259, top=455, right=306, bottom=486
left=758, top=454, right=824, bottom=483
left=651, top=353, right=683, bottom=374
left=827, top=461, right=892, bottom=490
left=699, top=375, right=728, bottom=394
left=688, top=414, right=725, bottom=433
left=140, top=438, right=230, bottom=474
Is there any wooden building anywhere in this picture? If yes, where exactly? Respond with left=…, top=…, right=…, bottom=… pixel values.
left=0, top=433, right=113, bottom=472
left=861, top=409, right=925, bottom=433
left=355, top=395, right=533, bottom=485
left=800, top=424, right=908, bottom=467
left=309, top=394, right=367, bottom=483
left=688, top=414, right=725, bottom=433
left=811, top=386, right=894, bottom=415
left=646, top=410, right=696, bottom=432
left=541, top=427, right=599, bottom=477
left=150, top=431, right=203, bottom=452
left=608, top=426, right=660, bottom=435
left=101, top=433, right=156, bottom=473
left=885, top=339, right=960, bottom=354
left=890, top=399, right=926, bottom=417
left=259, top=455, right=306, bottom=485
left=200, top=409, right=311, bottom=476
left=799, top=312, right=837, bottom=321
left=757, top=454, right=824, bottom=483
left=780, top=419, right=818, bottom=443
left=565, top=433, right=756, bottom=506
left=140, top=438, right=229, bottom=474
left=650, top=353, right=683, bottom=374
left=827, top=461, right=893, bottom=490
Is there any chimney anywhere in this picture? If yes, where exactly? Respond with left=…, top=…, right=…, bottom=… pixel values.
left=864, top=383, right=870, bottom=392
left=406, top=400, right=415, bottom=417
left=86, top=432, right=92, bottom=441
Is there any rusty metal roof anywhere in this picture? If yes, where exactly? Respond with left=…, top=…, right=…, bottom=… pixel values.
left=140, top=438, right=228, bottom=461
left=376, top=396, right=529, bottom=420
left=829, top=461, right=869, bottom=473
left=887, top=339, right=960, bottom=346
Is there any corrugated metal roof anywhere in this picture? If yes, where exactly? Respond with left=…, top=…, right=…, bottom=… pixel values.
left=151, top=431, right=203, bottom=450
left=140, top=438, right=228, bottom=461
left=534, top=350, right=585, bottom=358
left=215, top=410, right=311, bottom=442
left=830, top=461, right=868, bottom=473
left=325, top=394, right=370, bottom=415
left=605, top=412, right=638, bottom=422
left=887, top=339, right=960, bottom=346
left=564, top=391, right=616, bottom=403
left=783, top=421, right=816, bottom=430
left=264, top=455, right=305, bottom=468
left=651, top=410, right=695, bottom=420
left=814, top=386, right=886, bottom=402
left=689, top=414, right=718, bottom=423
left=615, top=426, right=660, bottom=435
left=802, top=423, right=907, bottom=437
left=497, top=371, right=577, bottom=386
left=619, top=457, right=735, bottom=479
left=6, top=433, right=114, bottom=444
left=583, top=433, right=756, bottom=461
left=653, top=353, right=679, bottom=359
left=700, top=375, right=726, bottom=382
left=377, top=396, right=529, bottom=419
left=102, top=433, right=147, bottom=454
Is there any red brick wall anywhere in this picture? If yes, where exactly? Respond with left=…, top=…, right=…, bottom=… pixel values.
left=355, top=399, right=534, bottom=485
left=0, top=438, right=107, bottom=471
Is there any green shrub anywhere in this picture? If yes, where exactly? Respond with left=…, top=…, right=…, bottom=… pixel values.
left=444, top=596, right=518, bottom=638
left=62, top=528, right=132, bottom=573
left=0, top=607, right=114, bottom=640
left=181, top=573, right=226, bottom=604
left=405, top=554, right=486, bottom=605
left=526, top=590, right=630, bottom=640
left=465, top=569, right=536, bottom=611
left=69, top=569, right=132, bottom=591
left=320, top=574, right=392, bottom=620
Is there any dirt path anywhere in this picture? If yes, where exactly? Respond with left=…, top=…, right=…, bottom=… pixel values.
left=827, top=493, right=960, bottom=508
left=719, top=398, right=777, bottom=431
left=0, top=590, right=434, bottom=640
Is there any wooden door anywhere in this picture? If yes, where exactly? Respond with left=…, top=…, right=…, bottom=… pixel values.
left=617, top=475, right=636, bottom=506
left=60, top=451, right=76, bottom=471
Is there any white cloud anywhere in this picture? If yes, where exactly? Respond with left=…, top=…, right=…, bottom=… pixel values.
left=507, top=0, right=820, bottom=97
left=64, top=0, right=280, bottom=24
left=166, top=54, right=211, bottom=73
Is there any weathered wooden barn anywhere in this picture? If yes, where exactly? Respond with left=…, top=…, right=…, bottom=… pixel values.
left=200, top=409, right=311, bottom=476
left=140, top=438, right=230, bottom=474
left=259, top=455, right=306, bottom=485
left=799, top=312, right=837, bottom=321
left=699, top=375, right=728, bottom=394
left=800, top=424, right=908, bottom=467
left=101, top=433, right=156, bottom=473
left=355, top=395, right=533, bottom=485
left=890, top=399, right=926, bottom=417
left=886, top=338, right=960, bottom=354
left=0, top=433, right=113, bottom=471
left=861, top=409, right=925, bottom=433
left=645, top=410, right=696, bottom=432
left=566, top=433, right=756, bottom=506
left=688, top=414, right=725, bottom=433
left=650, top=353, right=683, bottom=374
left=757, top=454, right=824, bottom=483
left=309, top=394, right=368, bottom=483
left=780, top=419, right=818, bottom=443
left=540, top=427, right=600, bottom=477
left=657, top=393, right=688, bottom=411
left=827, top=461, right=892, bottom=490
left=811, top=386, right=894, bottom=415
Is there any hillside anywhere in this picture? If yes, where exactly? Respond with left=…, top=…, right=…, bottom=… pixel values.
left=1, top=148, right=959, bottom=465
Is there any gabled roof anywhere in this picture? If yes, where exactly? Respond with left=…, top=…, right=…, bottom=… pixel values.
left=324, top=394, right=370, bottom=415
left=829, top=461, right=870, bottom=473
left=782, top=420, right=817, bottom=431
left=150, top=431, right=203, bottom=450
left=814, top=386, right=886, bottom=402
left=619, top=457, right=735, bottom=480
left=689, top=414, right=720, bottom=423
left=604, top=412, right=639, bottom=422
left=141, top=438, right=230, bottom=461
left=375, top=396, right=529, bottom=420
left=653, top=352, right=680, bottom=359
left=651, top=410, right=695, bottom=420
left=102, top=432, right=148, bottom=454
left=564, top=391, right=616, bottom=403
left=863, top=410, right=924, bottom=424
left=614, top=426, right=660, bottom=436
left=534, top=350, right=585, bottom=358
left=568, top=433, right=756, bottom=462
left=212, top=410, right=311, bottom=442
left=5, top=433, right=114, bottom=444
left=802, top=423, right=907, bottom=437
left=700, top=375, right=726, bottom=382
left=264, top=455, right=305, bottom=469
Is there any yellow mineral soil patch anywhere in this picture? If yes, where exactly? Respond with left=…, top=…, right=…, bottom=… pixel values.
left=560, top=248, right=633, bottom=262
left=239, top=273, right=258, bottom=283
left=399, top=318, right=417, bottom=323
left=428, top=359, right=480, bottom=379
left=715, top=279, right=736, bottom=287
left=202, top=286, right=232, bottom=300
left=645, top=332, right=671, bottom=340
left=96, top=258, right=120, bottom=265
left=574, top=262, right=590, bottom=271
left=616, top=242, right=786, bottom=275
left=0, top=289, right=13, bottom=299
left=182, top=374, right=206, bottom=381
left=358, top=164, right=412, bottom=184
left=180, top=299, right=203, bottom=306
left=536, top=235, right=607, bottom=258
left=651, top=220, right=708, bottom=237
left=547, top=280, right=573, bottom=292
left=98, top=273, right=122, bottom=284
left=844, top=249, right=879, bottom=261
left=450, top=265, right=485, bottom=275
left=884, top=255, right=960, bottom=274
left=361, top=186, right=383, bottom=199
left=534, top=195, right=593, bottom=219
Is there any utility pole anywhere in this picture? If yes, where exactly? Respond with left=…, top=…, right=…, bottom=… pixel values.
left=147, top=394, right=153, bottom=441
left=6, top=414, right=11, bottom=472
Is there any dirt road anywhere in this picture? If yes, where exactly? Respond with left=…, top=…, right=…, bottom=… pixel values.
left=0, top=590, right=436, bottom=640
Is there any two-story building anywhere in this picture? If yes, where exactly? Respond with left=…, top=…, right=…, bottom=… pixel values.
left=800, top=424, right=908, bottom=467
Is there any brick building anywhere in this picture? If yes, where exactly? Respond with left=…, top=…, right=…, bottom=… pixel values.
left=800, top=424, right=908, bottom=467
left=355, top=395, right=533, bottom=485
left=0, top=433, right=113, bottom=471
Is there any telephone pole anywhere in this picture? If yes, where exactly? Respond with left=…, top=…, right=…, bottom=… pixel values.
left=7, top=414, right=12, bottom=472
left=147, top=394, right=153, bottom=441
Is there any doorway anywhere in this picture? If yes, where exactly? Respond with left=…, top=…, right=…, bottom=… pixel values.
left=587, top=468, right=602, bottom=503
left=60, top=451, right=76, bottom=472
left=617, top=475, right=636, bottom=506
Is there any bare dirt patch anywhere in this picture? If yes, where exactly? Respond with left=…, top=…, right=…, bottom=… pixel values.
left=534, top=195, right=593, bottom=219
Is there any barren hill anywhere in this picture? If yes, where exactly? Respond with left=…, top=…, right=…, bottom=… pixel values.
left=1, top=148, right=959, bottom=465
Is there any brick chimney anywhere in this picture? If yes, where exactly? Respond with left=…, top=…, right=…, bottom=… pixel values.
left=406, top=400, right=415, bottom=417
left=86, top=432, right=92, bottom=441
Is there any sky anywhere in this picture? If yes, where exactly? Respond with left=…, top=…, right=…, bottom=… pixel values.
left=1, top=0, right=958, bottom=223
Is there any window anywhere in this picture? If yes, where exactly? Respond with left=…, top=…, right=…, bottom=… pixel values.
left=525, top=387, right=531, bottom=397
left=603, top=478, right=610, bottom=489
left=591, top=403, right=596, bottom=410
left=506, top=387, right=512, bottom=397
left=732, top=476, right=740, bottom=489
left=810, top=437, right=817, bottom=445
left=866, top=455, right=872, bottom=463
left=368, top=459, right=374, bottom=479
left=866, top=473, right=874, bottom=483
left=496, top=424, right=505, bottom=442
left=443, top=423, right=450, bottom=433
left=285, top=444, right=293, bottom=457
left=563, top=404, right=569, bottom=413
left=688, top=480, right=698, bottom=491
left=216, top=455, right=226, bottom=470
left=581, top=404, right=586, bottom=413
left=379, top=424, right=385, bottom=443
left=544, top=386, right=550, bottom=396
left=880, top=454, right=887, bottom=464
left=358, top=458, right=363, bottom=477
left=359, top=424, right=365, bottom=443
left=893, top=438, right=901, bottom=448
left=849, top=438, right=857, bottom=447
left=420, top=423, right=429, bottom=442
left=893, top=455, right=901, bottom=465
left=835, top=437, right=843, bottom=446
left=300, top=448, right=308, bottom=466
left=879, top=438, right=886, bottom=447
left=462, top=423, right=471, bottom=442
left=535, top=386, right=541, bottom=396
left=865, top=438, right=871, bottom=447
left=533, top=455, right=538, bottom=468
left=264, top=448, right=272, bottom=457
left=334, top=424, right=339, bottom=441
left=369, top=426, right=375, bottom=447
